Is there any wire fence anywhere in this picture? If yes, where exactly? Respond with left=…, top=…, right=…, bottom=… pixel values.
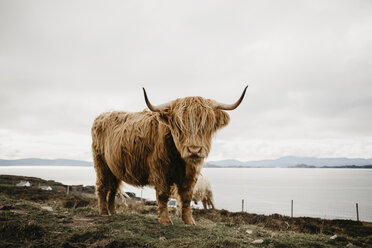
left=240, top=199, right=370, bottom=222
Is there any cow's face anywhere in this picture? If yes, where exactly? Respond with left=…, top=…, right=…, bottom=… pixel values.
left=159, top=97, right=230, bottom=164
left=142, top=86, right=247, bottom=164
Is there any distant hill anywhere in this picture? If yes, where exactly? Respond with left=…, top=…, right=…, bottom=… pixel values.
left=206, top=159, right=246, bottom=167
left=0, top=158, right=93, bottom=166
left=207, top=156, right=372, bottom=168
left=2, top=156, right=372, bottom=168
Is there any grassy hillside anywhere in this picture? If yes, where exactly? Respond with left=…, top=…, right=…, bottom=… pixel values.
left=0, top=175, right=371, bottom=248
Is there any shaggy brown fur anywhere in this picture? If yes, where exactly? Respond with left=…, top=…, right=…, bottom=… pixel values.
left=92, top=93, right=240, bottom=225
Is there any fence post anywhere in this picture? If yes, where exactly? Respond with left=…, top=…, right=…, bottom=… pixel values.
left=291, top=200, right=293, bottom=218
left=242, top=199, right=244, bottom=212
left=356, top=203, right=359, bottom=222
left=66, top=185, right=70, bottom=195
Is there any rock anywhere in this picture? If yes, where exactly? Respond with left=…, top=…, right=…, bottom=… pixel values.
left=330, top=234, right=337, bottom=240
left=159, top=236, right=166, bottom=241
left=16, top=181, right=31, bottom=187
left=246, top=229, right=253, bottom=234
left=41, top=206, right=53, bottom=212
left=346, top=243, right=359, bottom=248
left=252, top=239, right=264, bottom=244
left=40, top=186, right=52, bottom=191
left=243, top=238, right=253, bottom=244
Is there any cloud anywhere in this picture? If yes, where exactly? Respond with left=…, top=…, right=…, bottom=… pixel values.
left=0, top=0, right=372, bottom=160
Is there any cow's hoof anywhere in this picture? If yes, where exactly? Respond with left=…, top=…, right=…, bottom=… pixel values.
left=183, top=217, right=196, bottom=225
left=159, top=217, right=173, bottom=225
left=99, top=210, right=109, bottom=216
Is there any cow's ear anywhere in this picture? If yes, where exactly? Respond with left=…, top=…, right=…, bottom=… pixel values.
left=158, top=107, right=171, bottom=126
left=214, top=109, right=230, bottom=130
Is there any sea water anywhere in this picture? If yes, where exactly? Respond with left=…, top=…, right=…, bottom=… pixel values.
left=1, top=166, right=371, bottom=221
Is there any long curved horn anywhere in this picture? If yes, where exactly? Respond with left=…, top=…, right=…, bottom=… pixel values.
left=213, top=85, right=248, bottom=110
left=142, top=87, right=171, bottom=112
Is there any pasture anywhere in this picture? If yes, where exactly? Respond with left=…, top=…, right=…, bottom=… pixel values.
left=1, top=175, right=371, bottom=248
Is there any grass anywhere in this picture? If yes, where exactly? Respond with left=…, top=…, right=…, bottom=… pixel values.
left=0, top=175, right=371, bottom=248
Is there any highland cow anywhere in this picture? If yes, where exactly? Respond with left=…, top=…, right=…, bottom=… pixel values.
left=91, top=86, right=247, bottom=225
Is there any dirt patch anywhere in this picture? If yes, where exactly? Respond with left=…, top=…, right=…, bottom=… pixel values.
left=63, top=196, right=92, bottom=209
left=10, top=209, right=28, bottom=215
left=67, top=216, right=99, bottom=228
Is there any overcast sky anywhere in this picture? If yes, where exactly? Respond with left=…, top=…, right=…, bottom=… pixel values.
left=1, top=0, right=372, bottom=162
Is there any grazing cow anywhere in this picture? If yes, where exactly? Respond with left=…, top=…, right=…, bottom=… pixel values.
left=171, top=174, right=215, bottom=210
left=192, top=175, right=215, bottom=209
left=91, top=86, right=247, bottom=225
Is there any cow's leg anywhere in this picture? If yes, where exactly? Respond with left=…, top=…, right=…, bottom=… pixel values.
left=177, top=186, right=196, bottom=225
left=96, top=184, right=109, bottom=215
left=207, top=191, right=215, bottom=209
left=93, top=153, right=116, bottom=216
left=202, top=198, right=208, bottom=210
left=107, top=177, right=121, bottom=215
left=155, top=188, right=172, bottom=225
left=207, top=197, right=215, bottom=210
